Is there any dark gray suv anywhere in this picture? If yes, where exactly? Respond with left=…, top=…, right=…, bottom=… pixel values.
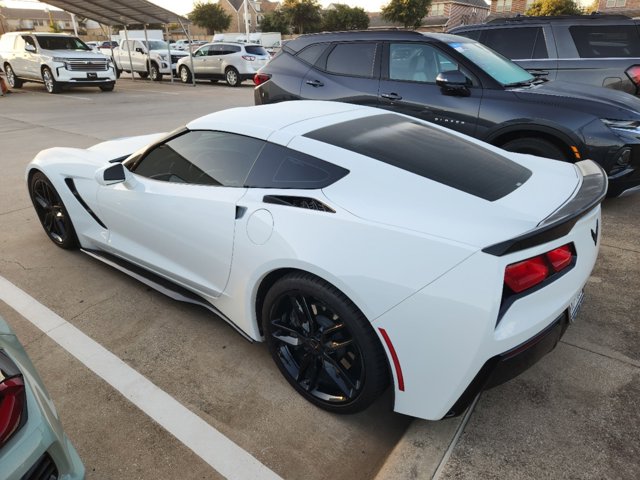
left=449, top=15, right=640, bottom=97
left=254, top=30, right=640, bottom=196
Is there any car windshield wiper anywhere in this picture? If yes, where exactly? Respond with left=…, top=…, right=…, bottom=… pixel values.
left=503, top=78, right=545, bottom=88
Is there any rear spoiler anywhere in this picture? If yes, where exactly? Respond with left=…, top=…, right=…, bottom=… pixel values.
left=483, top=160, right=607, bottom=256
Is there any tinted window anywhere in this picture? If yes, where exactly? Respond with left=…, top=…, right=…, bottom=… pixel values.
left=245, top=45, right=268, bottom=56
left=325, top=42, right=377, bottom=78
left=390, top=43, right=461, bottom=83
left=36, top=35, right=89, bottom=51
left=305, top=114, right=531, bottom=201
left=297, top=43, right=329, bottom=65
left=481, top=27, right=548, bottom=59
left=132, top=131, right=264, bottom=187
left=457, top=30, right=481, bottom=41
left=245, top=143, right=349, bottom=189
left=569, top=25, right=640, bottom=58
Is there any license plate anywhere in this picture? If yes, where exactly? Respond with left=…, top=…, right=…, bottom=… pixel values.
left=87, top=72, right=97, bottom=79
left=569, top=289, right=585, bottom=323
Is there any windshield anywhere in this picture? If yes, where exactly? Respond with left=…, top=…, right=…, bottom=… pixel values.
left=446, top=40, right=534, bottom=86
left=36, top=35, right=90, bottom=51
left=142, top=40, right=170, bottom=50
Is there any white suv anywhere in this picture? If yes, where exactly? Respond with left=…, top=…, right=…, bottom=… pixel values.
left=176, top=42, right=270, bottom=87
left=0, top=32, right=116, bottom=93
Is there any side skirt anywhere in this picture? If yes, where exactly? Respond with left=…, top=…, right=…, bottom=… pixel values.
left=80, top=249, right=254, bottom=342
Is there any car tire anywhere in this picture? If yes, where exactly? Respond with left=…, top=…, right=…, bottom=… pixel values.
left=115, top=68, right=121, bottom=79
left=225, top=67, right=240, bottom=87
left=4, top=63, right=23, bottom=88
left=138, top=71, right=149, bottom=79
left=28, top=171, right=78, bottom=249
left=99, top=83, right=115, bottom=92
left=501, top=137, right=567, bottom=161
left=41, top=67, right=60, bottom=94
left=262, top=272, right=389, bottom=414
left=149, top=63, right=162, bottom=82
left=179, top=65, right=192, bottom=83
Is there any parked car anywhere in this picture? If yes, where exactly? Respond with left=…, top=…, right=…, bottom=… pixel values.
left=254, top=30, right=640, bottom=197
left=0, top=32, right=116, bottom=93
left=25, top=101, right=606, bottom=420
left=173, top=39, right=207, bottom=51
left=0, top=314, right=85, bottom=478
left=177, top=42, right=269, bottom=87
left=449, top=14, right=640, bottom=97
left=111, top=39, right=187, bottom=81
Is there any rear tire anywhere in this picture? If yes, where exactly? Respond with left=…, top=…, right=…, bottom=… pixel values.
left=138, top=71, right=149, bottom=79
left=42, top=67, right=61, bottom=94
left=262, top=272, right=389, bottom=414
left=179, top=65, right=192, bottom=83
left=28, top=171, right=78, bottom=249
left=225, top=67, right=240, bottom=87
left=4, top=63, right=23, bottom=88
left=501, top=137, right=567, bottom=161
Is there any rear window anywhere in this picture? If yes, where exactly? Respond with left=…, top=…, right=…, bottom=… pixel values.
left=245, top=45, right=268, bottom=56
left=569, top=25, right=640, bottom=58
left=305, top=114, right=532, bottom=201
left=324, top=43, right=377, bottom=78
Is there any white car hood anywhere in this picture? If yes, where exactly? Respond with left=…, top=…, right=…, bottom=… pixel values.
left=40, top=49, right=108, bottom=59
left=322, top=151, right=580, bottom=249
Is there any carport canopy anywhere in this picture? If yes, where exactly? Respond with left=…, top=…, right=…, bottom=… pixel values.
left=39, top=0, right=190, bottom=26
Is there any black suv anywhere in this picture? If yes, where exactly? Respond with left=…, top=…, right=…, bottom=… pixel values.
left=449, top=15, right=640, bottom=97
left=254, top=30, right=640, bottom=196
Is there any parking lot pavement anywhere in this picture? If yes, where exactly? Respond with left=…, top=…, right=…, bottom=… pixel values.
left=2, top=78, right=639, bottom=480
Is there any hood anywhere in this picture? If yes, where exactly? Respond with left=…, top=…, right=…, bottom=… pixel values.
left=514, top=80, right=640, bottom=120
left=322, top=148, right=580, bottom=250
left=41, top=49, right=109, bottom=60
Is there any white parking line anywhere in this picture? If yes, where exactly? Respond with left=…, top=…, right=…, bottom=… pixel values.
left=21, top=90, right=93, bottom=101
left=0, top=275, right=282, bottom=480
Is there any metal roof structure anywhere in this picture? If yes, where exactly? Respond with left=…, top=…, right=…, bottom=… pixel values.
left=40, top=0, right=190, bottom=26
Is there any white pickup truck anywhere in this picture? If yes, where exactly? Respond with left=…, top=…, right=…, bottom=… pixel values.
left=108, top=39, right=188, bottom=81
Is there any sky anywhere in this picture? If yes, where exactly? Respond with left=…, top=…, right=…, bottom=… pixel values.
left=3, top=0, right=391, bottom=14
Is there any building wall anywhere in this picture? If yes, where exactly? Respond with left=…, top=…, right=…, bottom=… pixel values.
left=595, top=0, right=640, bottom=10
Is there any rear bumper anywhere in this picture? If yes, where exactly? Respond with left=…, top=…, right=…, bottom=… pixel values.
left=446, top=311, right=569, bottom=417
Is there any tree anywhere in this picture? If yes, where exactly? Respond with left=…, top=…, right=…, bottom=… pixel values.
left=282, top=0, right=322, bottom=34
left=381, top=0, right=431, bottom=30
left=583, top=0, right=600, bottom=13
left=260, top=10, right=290, bottom=34
left=188, top=1, right=232, bottom=36
left=525, top=0, right=583, bottom=16
left=322, top=5, right=369, bottom=31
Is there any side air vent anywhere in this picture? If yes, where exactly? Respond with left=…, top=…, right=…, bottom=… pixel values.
left=64, top=178, right=108, bottom=228
left=263, top=195, right=335, bottom=213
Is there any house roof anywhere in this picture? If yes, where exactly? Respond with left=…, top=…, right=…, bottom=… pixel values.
left=452, top=0, right=490, bottom=8
left=0, top=7, right=74, bottom=21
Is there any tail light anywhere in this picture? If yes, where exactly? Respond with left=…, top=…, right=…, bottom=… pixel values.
left=242, top=55, right=256, bottom=61
left=504, top=243, right=574, bottom=294
left=253, top=73, right=271, bottom=86
left=626, top=65, right=640, bottom=92
left=0, top=351, right=27, bottom=448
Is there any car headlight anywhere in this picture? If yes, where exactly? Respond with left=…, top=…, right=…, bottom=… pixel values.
left=601, top=118, right=640, bottom=134
left=52, top=56, right=70, bottom=67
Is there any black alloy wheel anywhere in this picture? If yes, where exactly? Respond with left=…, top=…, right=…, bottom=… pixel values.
left=263, top=273, right=388, bottom=413
left=29, top=172, right=78, bottom=249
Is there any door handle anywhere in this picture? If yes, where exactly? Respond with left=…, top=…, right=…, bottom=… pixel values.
left=305, top=79, right=324, bottom=87
left=380, top=92, right=402, bottom=101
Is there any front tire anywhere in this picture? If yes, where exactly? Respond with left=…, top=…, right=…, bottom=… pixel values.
left=179, top=65, right=192, bottom=83
left=138, top=71, right=149, bottom=79
left=28, top=171, right=78, bottom=249
left=225, top=67, right=240, bottom=87
left=501, top=137, right=567, bottom=161
left=42, top=67, right=60, bottom=94
left=149, top=63, right=162, bottom=82
left=4, top=64, right=23, bottom=88
left=99, top=83, right=115, bottom=92
left=262, top=272, right=389, bottom=414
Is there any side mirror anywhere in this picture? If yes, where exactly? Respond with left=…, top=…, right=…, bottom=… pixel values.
left=25, top=44, right=36, bottom=53
left=435, top=70, right=470, bottom=97
left=135, top=47, right=145, bottom=54
left=95, top=163, right=127, bottom=186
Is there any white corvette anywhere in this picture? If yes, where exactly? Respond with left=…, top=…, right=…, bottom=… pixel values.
left=26, top=101, right=606, bottom=420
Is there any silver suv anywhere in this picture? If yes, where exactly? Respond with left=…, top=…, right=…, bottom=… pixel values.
left=176, top=42, right=269, bottom=87
left=0, top=32, right=116, bottom=93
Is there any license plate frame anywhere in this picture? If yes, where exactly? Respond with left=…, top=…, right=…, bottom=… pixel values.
left=87, top=72, right=97, bottom=80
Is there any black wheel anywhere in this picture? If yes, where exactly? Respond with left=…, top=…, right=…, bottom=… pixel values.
left=42, top=67, right=60, bottom=94
left=138, top=71, right=149, bottom=79
left=4, top=63, right=23, bottom=88
left=28, top=171, right=78, bottom=249
left=99, top=83, right=114, bottom=92
left=225, top=67, right=240, bottom=87
left=115, top=68, right=122, bottom=79
left=179, top=65, right=192, bottom=83
left=149, top=63, right=162, bottom=82
left=501, top=137, right=567, bottom=161
left=262, top=272, right=389, bottom=414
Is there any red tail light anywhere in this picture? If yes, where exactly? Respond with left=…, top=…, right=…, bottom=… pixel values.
left=626, top=65, right=640, bottom=87
left=0, top=376, right=26, bottom=447
left=253, top=73, right=271, bottom=86
left=504, top=243, right=574, bottom=294
left=242, top=55, right=256, bottom=61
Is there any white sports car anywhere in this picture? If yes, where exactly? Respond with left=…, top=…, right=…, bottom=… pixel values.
left=26, top=101, right=606, bottom=420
